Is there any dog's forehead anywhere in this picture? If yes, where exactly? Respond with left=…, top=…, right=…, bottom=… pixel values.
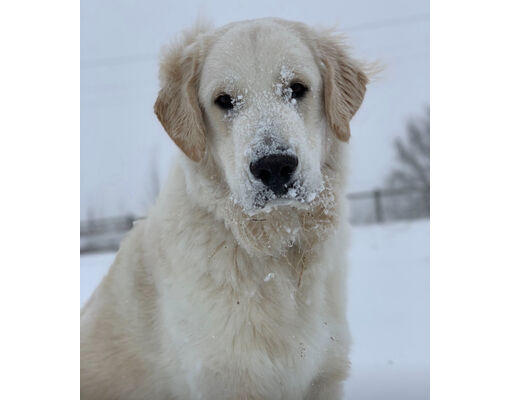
left=201, top=21, right=318, bottom=91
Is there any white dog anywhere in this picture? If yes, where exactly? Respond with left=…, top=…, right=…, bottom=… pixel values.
left=81, top=18, right=368, bottom=400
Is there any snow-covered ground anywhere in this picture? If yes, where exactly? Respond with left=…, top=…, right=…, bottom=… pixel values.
left=345, top=220, right=429, bottom=399
left=80, top=219, right=429, bottom=399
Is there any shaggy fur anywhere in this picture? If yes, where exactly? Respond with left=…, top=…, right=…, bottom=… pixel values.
left=81, top=18, right=367, bottom=399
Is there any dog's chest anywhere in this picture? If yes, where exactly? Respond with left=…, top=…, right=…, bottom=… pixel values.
left=158, top=242, right=333, bottom=398
left=166, top=295, right=330, bottom=399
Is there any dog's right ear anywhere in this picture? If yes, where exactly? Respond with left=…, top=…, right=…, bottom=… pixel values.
left=154, top=29, right=208, bottom=162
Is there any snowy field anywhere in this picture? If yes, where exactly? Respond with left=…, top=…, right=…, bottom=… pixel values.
left=80, top=219, right=429, bottom=399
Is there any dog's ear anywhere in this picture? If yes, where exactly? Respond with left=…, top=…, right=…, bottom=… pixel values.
left=316, top=33, right=368, bottom=142
left=154, top=29, right=209, bottom=162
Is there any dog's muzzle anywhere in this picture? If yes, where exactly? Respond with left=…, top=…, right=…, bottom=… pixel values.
left=249, top=154, right=298, bottom=196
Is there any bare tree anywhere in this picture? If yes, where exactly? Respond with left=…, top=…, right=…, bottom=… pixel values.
left=387, top=107, right=430, bottom=218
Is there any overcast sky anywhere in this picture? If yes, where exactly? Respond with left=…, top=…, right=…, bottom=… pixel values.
left=81, top=0, right=429, bottom=219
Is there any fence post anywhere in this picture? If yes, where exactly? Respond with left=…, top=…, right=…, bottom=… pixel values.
left=374, top=189, right=383, bottom=223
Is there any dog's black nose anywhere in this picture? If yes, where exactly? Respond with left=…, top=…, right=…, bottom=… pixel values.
left=250, top=154, right=298, bottom=195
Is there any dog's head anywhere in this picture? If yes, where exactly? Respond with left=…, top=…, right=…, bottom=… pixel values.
left=155, top=19, right=367, bottom=255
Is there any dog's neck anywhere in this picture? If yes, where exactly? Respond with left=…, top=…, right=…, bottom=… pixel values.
left=150, top=151, right=349, bottom=294
left=172, top=147, right=346, bottom=260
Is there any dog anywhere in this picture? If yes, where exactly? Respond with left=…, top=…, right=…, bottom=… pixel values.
left=81, top=18, right=368, bottom=399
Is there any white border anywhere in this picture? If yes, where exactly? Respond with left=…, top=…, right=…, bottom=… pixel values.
left=431, top=0, right=510, bottom=398
left=0, top=1, right=79, bottom=398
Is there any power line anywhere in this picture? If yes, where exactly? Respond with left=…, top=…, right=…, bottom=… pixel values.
left=343, top=12, right=429, bottom=33
left=81, top=52, right=158, bottom=69
left=81, top=13, right=429, bottom=70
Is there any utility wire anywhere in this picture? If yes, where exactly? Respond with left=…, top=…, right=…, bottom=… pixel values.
left=81, top=52, right=157, bottom=69
left=343, top=12, right=429, bottom=32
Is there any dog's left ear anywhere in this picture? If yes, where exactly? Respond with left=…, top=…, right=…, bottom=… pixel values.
left=154, top=29, right=208, bottom=162
left=316, top=33, right=368, bottom=142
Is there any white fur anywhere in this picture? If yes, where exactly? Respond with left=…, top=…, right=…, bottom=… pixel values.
left=81, top=18, right=367, bottom=400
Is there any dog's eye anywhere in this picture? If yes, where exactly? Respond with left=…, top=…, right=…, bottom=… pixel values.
left=214, top=94, right=234, bottom=110
left=290, top=82, right=308, bottom=100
